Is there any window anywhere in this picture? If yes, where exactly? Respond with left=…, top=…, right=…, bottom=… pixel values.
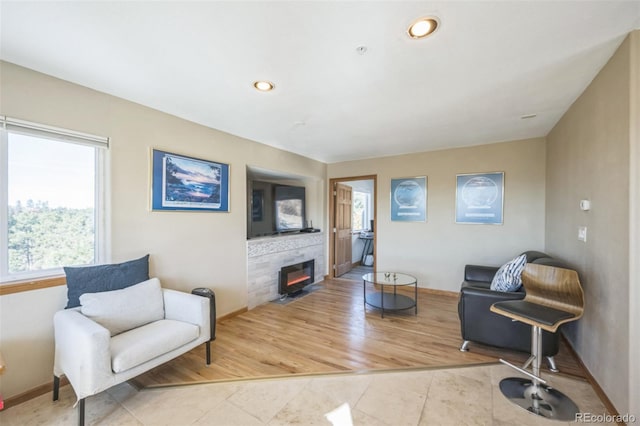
left=352, top=191, right=371, bottom=231
left=0, top=117, right=108, bottom=283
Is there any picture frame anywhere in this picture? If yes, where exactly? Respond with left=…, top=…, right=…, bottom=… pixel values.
left=251, top=189, right=264, bottom=221
left=150, top=149, right=230, bottom=212
left=455, top=172, right=504, bottom=224
left=390, top=176, right=427, bottom=222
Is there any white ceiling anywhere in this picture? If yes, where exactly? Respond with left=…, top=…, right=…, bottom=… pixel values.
left=1, top=1, right=639, bottom=163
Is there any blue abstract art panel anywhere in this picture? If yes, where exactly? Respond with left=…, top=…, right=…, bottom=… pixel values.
left=390, top=176, right=427, bottom=222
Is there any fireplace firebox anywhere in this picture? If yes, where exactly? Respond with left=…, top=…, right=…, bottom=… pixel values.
left=279, top=259, right=315, bottom=297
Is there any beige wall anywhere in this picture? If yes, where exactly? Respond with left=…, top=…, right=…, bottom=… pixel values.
left=546, top=34, right=634, bottom=415
left=628, top=30, right=639, bottom=419
left=0, top=61, right=326, bottom=398
left=328, top=138, right=547, bottom=292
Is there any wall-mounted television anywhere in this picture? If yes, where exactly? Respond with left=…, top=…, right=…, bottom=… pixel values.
left=248, top=180, right=306, bottom=238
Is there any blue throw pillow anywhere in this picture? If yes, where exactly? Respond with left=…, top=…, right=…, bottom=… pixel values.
left=490, top=254, right=527, bottom=292
left=64, top=254, right=150, bottom=308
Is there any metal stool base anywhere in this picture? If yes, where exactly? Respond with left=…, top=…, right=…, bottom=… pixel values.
left=499, top=377, right=579, bottom=421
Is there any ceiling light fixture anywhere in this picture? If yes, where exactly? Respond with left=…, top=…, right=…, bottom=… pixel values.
left=253, top=81, right=274, bottom=92
left=407, top=17, right=439, bottom=39
left=521, top=113, right=537, bottom=119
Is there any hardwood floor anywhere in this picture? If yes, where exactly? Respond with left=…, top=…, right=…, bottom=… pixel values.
left=337, top=264, right=373, bottom=281
left=132, top=278, right=585, bottom=388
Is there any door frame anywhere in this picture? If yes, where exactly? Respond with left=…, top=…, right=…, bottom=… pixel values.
left=328, top=175, right=377, bottom=279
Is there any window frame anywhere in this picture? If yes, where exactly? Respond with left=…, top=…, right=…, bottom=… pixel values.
left=352, top=190, right=372, bottom=232
left=0, top=116, right=109, bottom=284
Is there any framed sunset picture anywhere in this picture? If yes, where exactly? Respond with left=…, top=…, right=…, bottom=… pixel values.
left=151, top=149, right=229, bottom=212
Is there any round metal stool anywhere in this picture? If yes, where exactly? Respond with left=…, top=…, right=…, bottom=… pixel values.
left=491, top=264, right=584, bottom=421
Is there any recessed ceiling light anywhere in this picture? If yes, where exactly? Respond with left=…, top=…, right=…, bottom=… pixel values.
left=407, top=17, right=439, bottom=39
left=521, top=113, right=537, bottom=119
left=253, top=81, right=274, bottom=92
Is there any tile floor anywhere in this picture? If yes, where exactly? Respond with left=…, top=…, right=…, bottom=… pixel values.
left=0, top=364, right=614, bottom=425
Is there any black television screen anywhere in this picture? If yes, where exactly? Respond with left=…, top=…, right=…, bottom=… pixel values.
left=274, top=185, right=305, bottom=232
left=248, top=181, right=307, bottom=238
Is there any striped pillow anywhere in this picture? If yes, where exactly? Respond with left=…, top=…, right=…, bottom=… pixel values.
left=490, top=254, right=527, bottom=292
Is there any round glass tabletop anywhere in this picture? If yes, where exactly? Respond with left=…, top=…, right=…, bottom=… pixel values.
left=362, top=272, right=417, bottom=286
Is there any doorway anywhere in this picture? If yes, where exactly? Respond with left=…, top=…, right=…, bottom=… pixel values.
left=329, top=175, right=377, bottom=279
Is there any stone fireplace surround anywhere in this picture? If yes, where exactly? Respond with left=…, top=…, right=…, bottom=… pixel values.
left=247, top=232, right=325, bottom=309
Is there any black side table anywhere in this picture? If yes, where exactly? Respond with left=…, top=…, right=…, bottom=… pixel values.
left=191, top=287, right=216, bottom=365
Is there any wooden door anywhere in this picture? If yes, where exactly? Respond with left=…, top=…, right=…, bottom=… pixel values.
left=335, top=183, right=353, bottom=277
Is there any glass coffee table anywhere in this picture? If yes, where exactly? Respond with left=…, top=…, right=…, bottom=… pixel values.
left=363, top=272, right=418, bottom=318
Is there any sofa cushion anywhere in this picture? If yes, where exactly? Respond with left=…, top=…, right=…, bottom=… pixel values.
left=519, top=251, right=549, bottom=263
left=110, top=319, right=200, bottom=373
left=490, top=254, right=527, bottom=292
left=80, top=278, right=164, bottom=336
left=64, top=254, right=150, bottom=308
left=532, top=257, right=567, bottom=268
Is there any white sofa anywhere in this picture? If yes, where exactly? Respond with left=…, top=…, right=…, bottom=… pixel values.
left=53, top=278, right=211, bottom=425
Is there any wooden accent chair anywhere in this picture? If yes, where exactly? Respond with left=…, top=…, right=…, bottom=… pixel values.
left=490, top=264, right=584, bottom=421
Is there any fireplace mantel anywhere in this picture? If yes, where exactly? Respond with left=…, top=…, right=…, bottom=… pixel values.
left=246, top=232, right=325, bottom=309
left=248, top=232, right=324, bottom=257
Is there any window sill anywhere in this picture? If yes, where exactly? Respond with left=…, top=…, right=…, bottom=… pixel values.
left=0, top=275, right=66, bottom=296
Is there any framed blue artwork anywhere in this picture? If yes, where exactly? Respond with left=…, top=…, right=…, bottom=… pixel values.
left=151, top=149, right=229, bottom=212
left=390, top=176, right=427, bottom=222
left=455, top=172, right=504, bottom=224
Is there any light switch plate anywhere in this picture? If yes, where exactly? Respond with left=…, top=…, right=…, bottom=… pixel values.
left=578, top=226, right=588, bottom=242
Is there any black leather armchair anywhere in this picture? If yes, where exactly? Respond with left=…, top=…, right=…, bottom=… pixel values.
left=458, top=251, right=565, bottom=372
